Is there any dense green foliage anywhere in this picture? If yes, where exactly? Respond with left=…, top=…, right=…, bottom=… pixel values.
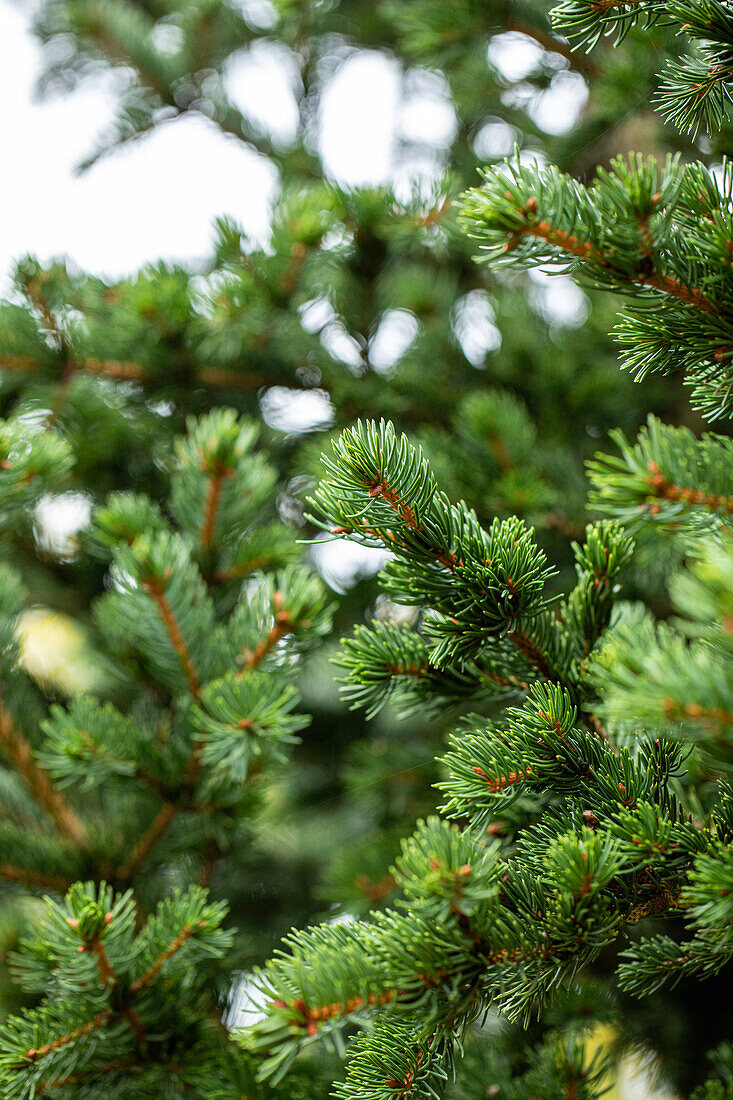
left=243, top=5, right=733, bottom=1100
left=1, top=0, right=733, bottom=1095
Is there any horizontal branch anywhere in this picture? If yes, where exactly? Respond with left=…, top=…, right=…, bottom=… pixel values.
left=0, top=353, right=269, bottom=391
left=646, top=461, right=733, bottom=513
left=209, top=555, right=273, bottom=584
left=25, top=1010, right=111, bottom=1063
left=272, top=989, right=396, bottom=1038
left=507, top=218, right=714, bottom=312
left=0, top=863, right=71, bottom=891
left=505, top=18, right=596, bottom=74
left=35, top=1058, right=139, bottom=1096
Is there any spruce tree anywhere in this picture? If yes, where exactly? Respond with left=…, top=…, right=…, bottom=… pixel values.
left=232, top=7, right=733, bottom=1100
left=0, top=406, right=339, bottom=1094
left=0, top=0, right=684, bottom=1022
left=1, top=0, right=732, bottom=1095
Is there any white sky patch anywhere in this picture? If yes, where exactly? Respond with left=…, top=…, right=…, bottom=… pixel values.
left=310, top=537, right=392, bottom=594
left=320, top=321, right=364, bottom=370
left=488, top=33, right=544, bottom=82
left=530, top=71, right=589, bottom=136
left=226, top=972, right=269, bottom=1029
left=328, top=909, right=357, bottom=925
left=225, top=40, right=300, bottom=146
left=299, top=296, right=336, bottom=334
left=232, top=0, right=278, bottom=31
left=369, top=309, right=419, bottom=373
left=0, top=0, right=279, bottom=283
left=150, top=20, right=186, bottom=56
left=33, top=492, right=92, bottom=560
left=319, top=51, right=400, bottom=185
left=529, top=268, right=590, bottom=328
left=392, top=149, right=445, bottom=199
left=397, top=69, right=457, bottom=148
left=452, top=289, right=502, bottom=366
left=516, top=147, right=548, bottom=170
left=260, top=387, right=334, bottom=434
left=373, top=595, right=419, bottom=627
left=501, top=81, right=535, bottom=112
left=616, top=1051, right=678, bottom=1100
left=473, top=119, right=518, bottom=160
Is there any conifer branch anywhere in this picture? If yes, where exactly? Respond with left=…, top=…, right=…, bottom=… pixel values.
left=24, top=1011, right=112, bottom=1065
left=0, top=864, right=71, bottom=891
left=503, top=212, right=714, bottom=312
left=240, top=593, right=294, bottom=671
left=645, top=461, right=733, bottom=513
left=0, top=704, right=87, bottom=846
left=130, top=922, right=203, bottom=992
left=461, top=157, right=733, bottom=416
left=552, top=0, right=733, bottom=135
left=141, top=579, right=200, bottom=698
left=507, top=626, right=556, bottom=680
left=589, top=417, right=733, bottom=528
left=34, top=1058, right=139, bottom=1096
left=117, top=801, right=178, bottom=881
left=636, top=272, right=714, bottom=312
left=504, top=17, right=597, bottom=73
left=0, top=352, right=272, bottom=391
left=199, top=464, right=232, bottom=551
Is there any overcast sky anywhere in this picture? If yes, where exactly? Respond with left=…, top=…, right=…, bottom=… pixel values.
left=0, top=2, right=592, bottom=289
left=0, top=1, right=438, bottom=287
left=0, top=1, right=276, bottom=281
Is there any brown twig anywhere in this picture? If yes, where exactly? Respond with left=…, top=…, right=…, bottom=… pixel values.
left=35, top=1059, right=139, bottom=1095
left=508, top=218, right=715, bottom=312
left=473, top=764, right=532, bottom=792
left=507, top=626, right=555, bottom=680
left=661, top=698, right=733, bottom=727
left=637, top=271, right=714, bottom=312
left=117, top=802, right=178, bottom=881
left=279, top=241, right=308, bottom=295
left=240, top=592, right=294, bottom=671
left=130, top=922, right=202, bottom=993
left=71, top=921, right=117, bottom=989
left=142, top=579, right=200, bottom=697
left=209, top=555, right=273, bottom=584
left=25, top=1011, right=112, bottom=1063
left=0, top=864, right=71, bottom=891
left=0, top=352, right=269, bottom=391
left=200, top=466, right=232, bottom=550
left=0, top=704, right=87, bottom=846
left=505, top=17, right=596, bottom=74
left=646, top=461, right=733, bottom=513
